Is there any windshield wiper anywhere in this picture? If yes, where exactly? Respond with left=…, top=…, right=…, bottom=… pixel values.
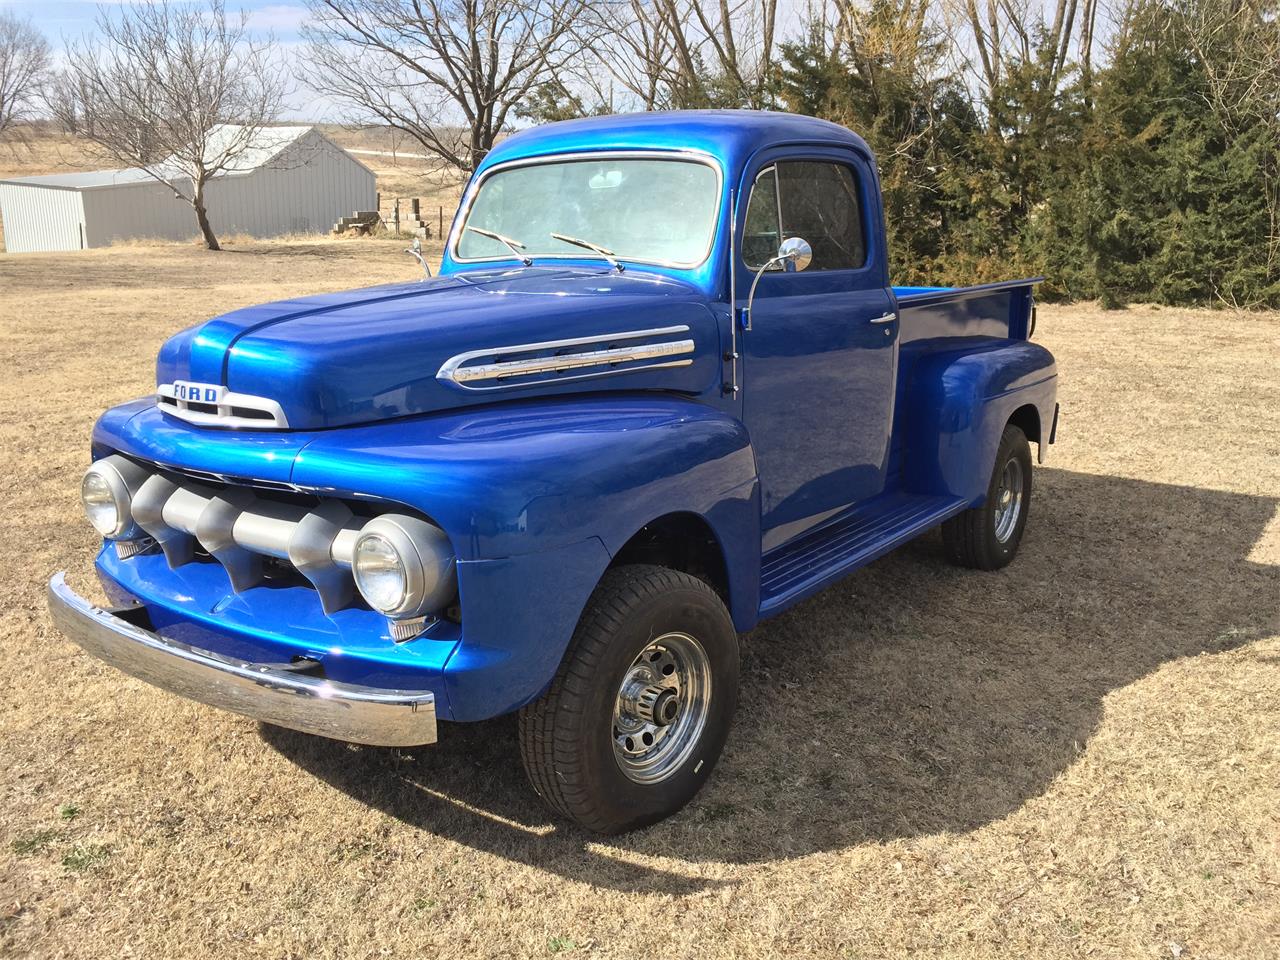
left=550, top=232, right=624, bottom=273
left=466, top=226, right=532, bottom=266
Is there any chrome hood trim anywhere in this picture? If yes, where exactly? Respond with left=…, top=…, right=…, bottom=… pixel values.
left=436, top=325, right=695, bottom=391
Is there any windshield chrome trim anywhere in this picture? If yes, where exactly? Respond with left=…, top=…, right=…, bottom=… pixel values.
left=449, top=150, right=724, bottom=271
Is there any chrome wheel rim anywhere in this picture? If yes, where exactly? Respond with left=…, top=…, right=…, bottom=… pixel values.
left=612, top=632, right=712, bottom=784
left=993, top=457, right=1024, bottom=543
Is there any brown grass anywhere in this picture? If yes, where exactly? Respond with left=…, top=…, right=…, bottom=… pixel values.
left=1, top=241, right=1277, bottom=959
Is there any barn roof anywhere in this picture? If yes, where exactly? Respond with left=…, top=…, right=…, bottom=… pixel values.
left=0, top=125, right=329, bottom=191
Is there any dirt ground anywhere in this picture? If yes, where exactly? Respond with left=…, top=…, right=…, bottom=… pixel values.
left=0, top=239, right=1277, bottom=959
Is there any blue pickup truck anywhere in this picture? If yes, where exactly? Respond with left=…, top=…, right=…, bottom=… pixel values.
left=50, top=111, right=1058, bottom=833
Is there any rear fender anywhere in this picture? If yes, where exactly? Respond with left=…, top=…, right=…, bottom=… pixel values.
left=901, top=340, right=1057, bottom=503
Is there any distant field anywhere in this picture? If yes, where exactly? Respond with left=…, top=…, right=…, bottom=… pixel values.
left=0, top=237, right=1277, bottom=959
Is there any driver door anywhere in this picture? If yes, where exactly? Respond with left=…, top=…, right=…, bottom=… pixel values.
left=740, top=157, right=899, bottom=550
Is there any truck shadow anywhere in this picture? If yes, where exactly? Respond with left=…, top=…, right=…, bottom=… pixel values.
left=263, top=467, right=1279, bottom=893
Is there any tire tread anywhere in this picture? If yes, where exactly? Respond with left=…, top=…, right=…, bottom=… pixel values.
left=518, top=564, right=727, bottom=832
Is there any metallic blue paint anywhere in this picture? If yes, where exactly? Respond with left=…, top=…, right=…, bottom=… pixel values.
left=157, top=270, right=724, bottom=431
left=77, top=110, right=1058, bottom=727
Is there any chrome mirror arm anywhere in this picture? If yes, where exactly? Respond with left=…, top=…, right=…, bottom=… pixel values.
left=743, top=255, right=785, bottom=332
left=404, top=237, right=431, bottom=280
left=742, top=236, right=813, bottom=331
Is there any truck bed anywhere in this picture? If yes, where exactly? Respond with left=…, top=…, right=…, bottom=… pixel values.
left=893, top=278, right=1041, bottom=344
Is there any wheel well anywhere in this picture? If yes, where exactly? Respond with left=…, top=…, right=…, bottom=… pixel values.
left=1008, top=404, right=1040, bottom=445
left=610, top=513, right=730, bottom=607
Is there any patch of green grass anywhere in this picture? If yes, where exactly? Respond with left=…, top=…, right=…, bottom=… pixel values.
left=698, top=802, right=738, bottom=823
left=61, top=843, right=111, bottom=872
left=411, top=896, right=437, bottom=914
left=11, top=829, right=58, bottom=856
left=547, top=936, right=576, bottom=953
left=330, top=840, right=377, bottom=862
left=1214, top=626, right=1258, bottom=646
left=58, top=804, right=80, bottom=821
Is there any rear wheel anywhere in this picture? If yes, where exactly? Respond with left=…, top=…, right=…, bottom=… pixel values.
left=942, top=424, right=1033, bottom=570
left=518, top=565, right=739, bottom=834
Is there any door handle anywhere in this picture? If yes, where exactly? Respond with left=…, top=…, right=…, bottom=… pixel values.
left=869, top=312, right=897, bottom=324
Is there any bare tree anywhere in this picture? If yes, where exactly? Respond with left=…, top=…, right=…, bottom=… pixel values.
left=678, top=0, right=780, bottom=108
left=303, top=0, right=594, bottom=172
left=0, top=12, right=51, bottom=137
left=45, top=69, right=100, bottom=138
left=947, top=0, right=1099, bottom=119
left=568, top=1, right=681, bottom=111
left=589, top=0, right=781, bottom=109
left=61, top=0, right=288, bottom=250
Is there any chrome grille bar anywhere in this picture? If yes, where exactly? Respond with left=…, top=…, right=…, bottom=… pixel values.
left=129, top=466, right=365, bottom=613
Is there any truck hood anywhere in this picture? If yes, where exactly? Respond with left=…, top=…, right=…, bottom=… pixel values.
left=155, top=267, right=723, bottom=430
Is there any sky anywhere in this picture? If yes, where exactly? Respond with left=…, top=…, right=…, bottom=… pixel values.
left=1, top=1, right=331, bottom=117
left=0, top=0, right=311, bottom=43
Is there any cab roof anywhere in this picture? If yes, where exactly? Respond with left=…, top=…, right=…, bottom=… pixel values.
left=478, top=110, right=874, bottom=177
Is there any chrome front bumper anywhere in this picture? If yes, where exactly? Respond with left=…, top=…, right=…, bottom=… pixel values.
left=47, top=572, right=437, bottom=747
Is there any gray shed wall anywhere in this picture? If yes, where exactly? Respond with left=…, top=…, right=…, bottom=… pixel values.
left=4, top=130, right=377, bottom=252
left=81, top=179, right=197, bottom=247
left=0, top=184, right=86, bottom=253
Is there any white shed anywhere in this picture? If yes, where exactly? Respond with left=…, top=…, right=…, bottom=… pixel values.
left=0, top=125, right=376, bottom=253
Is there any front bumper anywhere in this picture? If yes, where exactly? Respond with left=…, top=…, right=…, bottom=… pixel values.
left=48, top=572, right=437, bottom=747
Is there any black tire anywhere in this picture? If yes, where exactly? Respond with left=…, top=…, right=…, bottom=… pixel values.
left=518, top=564, right=739, bottom=834
left=942, top=424, right=1033, bottom=570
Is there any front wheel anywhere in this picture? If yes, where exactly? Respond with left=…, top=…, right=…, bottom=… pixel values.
left=518, top=565, right=739, bottom=834
left=942, top=424, right=1033, bottom=570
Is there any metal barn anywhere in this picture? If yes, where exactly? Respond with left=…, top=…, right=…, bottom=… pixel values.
left=0, top=126, right=376, bottom=253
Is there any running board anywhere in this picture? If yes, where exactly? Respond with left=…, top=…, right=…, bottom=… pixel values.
left=759, top=494, right=968, bottom=617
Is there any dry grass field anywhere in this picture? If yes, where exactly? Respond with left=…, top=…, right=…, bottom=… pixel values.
left=1, top=238, right=1278, bottom=960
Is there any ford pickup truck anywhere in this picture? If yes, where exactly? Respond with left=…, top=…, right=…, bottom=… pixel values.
left=49, top=111, right=1058, bottom=833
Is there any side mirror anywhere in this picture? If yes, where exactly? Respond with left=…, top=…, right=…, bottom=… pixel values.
left=743, top=236, right=812, bottom=331
left=777, top=236, right=813, bottom=273
left=404, top=236, right=431, bottom=280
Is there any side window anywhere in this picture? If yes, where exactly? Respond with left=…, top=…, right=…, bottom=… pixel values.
left=742, top=167, right=781, bottom=269
left=741, top=160, right=867, bottom=272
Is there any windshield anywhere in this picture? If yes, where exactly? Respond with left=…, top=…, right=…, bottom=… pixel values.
left=455, top=157, right=720, bottom=268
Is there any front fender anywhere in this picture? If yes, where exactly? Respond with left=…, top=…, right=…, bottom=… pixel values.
left=290, top=395, right=757, bottom=561
left=96, top=396, right=760, bottom=721
left=293, top=396, right=759, bottom=718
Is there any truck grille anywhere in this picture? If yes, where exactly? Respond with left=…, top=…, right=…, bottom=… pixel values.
left=105, top=455, right=396, bottom=614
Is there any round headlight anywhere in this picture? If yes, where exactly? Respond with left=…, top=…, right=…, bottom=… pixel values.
left=81, top=470, right=121, bottom=537
left=352, top=534, right=408, bottom=613
left=81, top=457, right=145, bottom=540
left=351, top=515, right=456, bottom=618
